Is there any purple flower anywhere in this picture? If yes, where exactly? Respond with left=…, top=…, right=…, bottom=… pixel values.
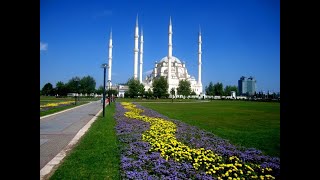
left=115, top=102, right=280, bottom=179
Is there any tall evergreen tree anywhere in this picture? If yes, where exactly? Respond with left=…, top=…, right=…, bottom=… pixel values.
left=79, top=75, right=96, bottom=94
left=66, top=76, right=81, bottom=93
left=41, top=83, right=54, bottom=96
left=152, top=76, right=169, bottom=98
left=55, top=81, right=68, bottom=96
left=205, top=81, right=215, bottom=96
left=127, top=78, right=145, bottom=98
left=213, top=82, right=224, bottom=96
left=177, top=79, right=191, bottom=98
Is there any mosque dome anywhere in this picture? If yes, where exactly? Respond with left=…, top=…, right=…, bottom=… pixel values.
left=159, top=56, right=182, bottom=64
left=134, top=17, right=202, bottom=95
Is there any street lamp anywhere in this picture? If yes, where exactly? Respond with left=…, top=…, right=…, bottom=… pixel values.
left=101, top=63, right=108, bottom=117
left=170, top=87, right=175, bottom=103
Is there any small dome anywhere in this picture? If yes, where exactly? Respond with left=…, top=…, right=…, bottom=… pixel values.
left=159, top=56, right=182, bottom=64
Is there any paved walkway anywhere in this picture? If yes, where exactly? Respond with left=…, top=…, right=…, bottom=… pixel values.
left=40, top=101, right=103, bottom=171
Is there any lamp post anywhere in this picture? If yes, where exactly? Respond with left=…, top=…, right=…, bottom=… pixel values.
left=101, top=63, right=108, bottom=117
left=170, top=87, right=175, bottom=103
left=74, top=94, right=77, bottom=105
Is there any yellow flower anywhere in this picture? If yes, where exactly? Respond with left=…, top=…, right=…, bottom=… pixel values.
left=121, top=102, right=270, bottom=179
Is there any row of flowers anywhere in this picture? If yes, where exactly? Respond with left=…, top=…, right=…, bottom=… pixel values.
left=40, top=101, right=74, bottom=110
left=115, top=102, right=280, bottom=179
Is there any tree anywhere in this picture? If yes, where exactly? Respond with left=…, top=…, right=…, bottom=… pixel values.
left=55, top=81, right=68, bottom=96
left=145, top=89, right=153, bottom=99
left=127, top=78, right=145, bottom=98
left=96, top=85, right=104, bottom=95
left=152, top=76, right=169, bottom=98
left=107, top=89, right=118, bottom=97
left=177, top=79, right=191, bottom=98
left=190, top=91, right=196, bottom=95
left=41, top=83, right=54, bottom=96
left=213, top=82, right=224, bottom=96
left=66, top=76, right=81, bottom=93
left=205, top=81, right=215, bottom=96
left=224, top=85, right=238, bottom=96
left=170, top=87, right=176, bottom=97
left=137, top=83, right=145, bottom=98
left=79, top=75, right=96, bottom=95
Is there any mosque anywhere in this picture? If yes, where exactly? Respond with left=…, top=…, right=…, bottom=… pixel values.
left=108, top=16, right=203, bottom=97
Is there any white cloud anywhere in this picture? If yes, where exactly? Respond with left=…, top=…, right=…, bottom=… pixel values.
left=40, top=42, right=48, bottom=51
left=144, top=69, right=153, bottom=75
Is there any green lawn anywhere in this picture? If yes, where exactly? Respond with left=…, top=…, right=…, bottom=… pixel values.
left=40, top=103, right=87, bottom=117
left=137, top=100, right=280, bottom=157
left=45, top=99, right=279, bottom=179
left=40, top=96, right=101, bottom=117
left=49, top=103, right=120, bottom=180
left=116, top=97, right=204, bottom=102
left=40, top=96, right=100, bottom=104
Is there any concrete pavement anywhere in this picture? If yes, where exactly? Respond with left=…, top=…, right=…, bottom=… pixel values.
left=40, top=100, right=104, bottom=178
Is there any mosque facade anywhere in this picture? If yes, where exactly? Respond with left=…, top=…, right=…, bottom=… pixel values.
left=109, top=16, right=203, bottom=97
left=133, top=16, right=203, bottom=96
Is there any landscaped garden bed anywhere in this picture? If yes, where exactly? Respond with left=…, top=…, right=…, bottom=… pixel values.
left=40, top=101, right=75, bottom=111
left=115, top=102, right=280, bottom=179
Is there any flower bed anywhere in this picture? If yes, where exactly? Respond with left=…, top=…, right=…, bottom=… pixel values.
left=115, top=102, right=280, bottom=179
left=40, top=101, right=74, bottom=111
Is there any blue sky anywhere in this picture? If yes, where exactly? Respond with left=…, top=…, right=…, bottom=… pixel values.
left=40, top=0, right=280, bottom=93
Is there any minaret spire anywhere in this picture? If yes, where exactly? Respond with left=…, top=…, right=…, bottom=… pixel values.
left=139, top=28, right=144, bottom=83
left=136, top=14, right=139, bottom=26
left=198, top=26, right=202, bottom=87
left=168, top=16, right=173, bottom=94
left=108, top=28, right=113, bottom=89
left=133, top=14, right=139, bottom=79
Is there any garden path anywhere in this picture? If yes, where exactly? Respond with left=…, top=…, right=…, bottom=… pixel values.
left=40, top=100, right=103, bottom=171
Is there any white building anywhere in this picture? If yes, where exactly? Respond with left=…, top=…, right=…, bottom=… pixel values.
left=134, top=16, right=203, bottom=96
left=117, top=85, right=129, bottom=98
left=143, top=56, right=202, bottom=95
left=231, top=91, right=236, bottom=99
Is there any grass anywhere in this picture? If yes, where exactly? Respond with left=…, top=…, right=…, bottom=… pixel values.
left=116, top=97, right=203, bottom=102
left=40, top=96, right=100, bottom=104
left=40, top=96, right=101, bottom=117
left=40, top=102, right=87, bottom=117
left=44, top=100, right=279, bottom=179
left=137, top=100, right=280, bottom=157
left=49, top=103, right=120, bottom=180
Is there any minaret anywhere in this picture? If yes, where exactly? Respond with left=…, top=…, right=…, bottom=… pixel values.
left=108, top=29, right=113, bottom=88
left=167, top=16, right=173, bottom=91
left=134, top=15, right=139, bottom=80
left=139, top=28, right=144, bottom=83
left=198, top=26, right=202, bottom=86
left=154, top=61, right=157, bottom=77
